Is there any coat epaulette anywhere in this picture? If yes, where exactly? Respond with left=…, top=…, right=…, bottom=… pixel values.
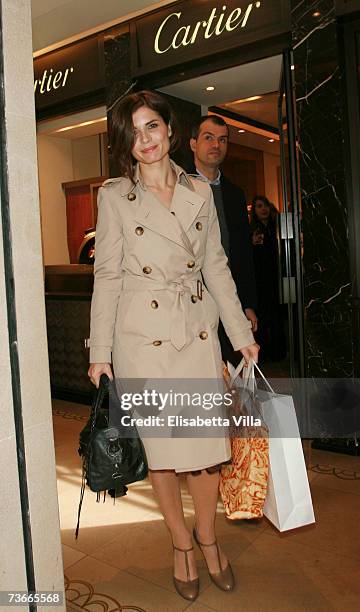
left=101, top=177, right=123, bottom=187
left=101, top=176, right=135, bottom=197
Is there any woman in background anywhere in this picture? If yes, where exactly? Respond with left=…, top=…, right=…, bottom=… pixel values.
left=251, top=195, right=286, bottom=362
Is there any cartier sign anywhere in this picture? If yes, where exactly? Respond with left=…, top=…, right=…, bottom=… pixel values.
left=154, top=1, right=262, bottom=54
left=131, top=0, right=290, bottom=75
left=34, top=35, right=104, bottom=117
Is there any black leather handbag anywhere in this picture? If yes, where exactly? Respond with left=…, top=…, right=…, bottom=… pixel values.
left=75, top=374, right=148, bottom=537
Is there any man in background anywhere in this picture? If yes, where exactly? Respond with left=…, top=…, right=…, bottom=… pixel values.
left=190, top=114, right=258, bottom=365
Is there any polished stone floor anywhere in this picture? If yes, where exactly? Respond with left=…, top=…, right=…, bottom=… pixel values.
left=53, top=399, right=360, bottom=612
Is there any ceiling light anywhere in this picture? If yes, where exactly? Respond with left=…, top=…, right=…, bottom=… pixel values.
left=268, top=138, right=275, bottom=143
left=312, top=11, right=321, bottom=17
left=229, top=95, right=262, bottom=105
left=238, top=129, right=245, bottom=133
left=55, top=117, right=106, bottom=132
left=205, top=86, right=215, bottom=91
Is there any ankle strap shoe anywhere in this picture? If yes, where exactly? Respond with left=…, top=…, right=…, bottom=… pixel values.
left=172, top=544, right=199, bottom=601
left=193, top=528, right=234, bottom=592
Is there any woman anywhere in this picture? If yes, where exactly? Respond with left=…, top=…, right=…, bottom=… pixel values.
left=88, top=91, right=259, bottom=601
left=250, top=196, right=286, bottom=361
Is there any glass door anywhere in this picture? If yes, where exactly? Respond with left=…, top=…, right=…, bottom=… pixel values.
left=278, top=50, right=305, bottom=378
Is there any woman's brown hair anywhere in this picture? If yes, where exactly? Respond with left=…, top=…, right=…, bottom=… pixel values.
left=250, top=195, right=277, bottom=231
left=109, top=90, right=180, bottom=183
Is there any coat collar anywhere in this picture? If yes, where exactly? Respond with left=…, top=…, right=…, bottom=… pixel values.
left=132, top=160, right=205, bottom=254
left=133, top=159, right=194, bottom=192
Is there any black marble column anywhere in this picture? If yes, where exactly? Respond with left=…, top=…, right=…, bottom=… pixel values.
left=291, top=0, right=354, bottom=377
left=103, top=24, right=133, bottom=176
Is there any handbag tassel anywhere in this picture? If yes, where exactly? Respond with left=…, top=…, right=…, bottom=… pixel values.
left=75, top=461, right=86, bottom=539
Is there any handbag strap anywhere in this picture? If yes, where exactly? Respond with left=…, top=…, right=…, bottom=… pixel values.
left=89, top=374, right=110, bottom=430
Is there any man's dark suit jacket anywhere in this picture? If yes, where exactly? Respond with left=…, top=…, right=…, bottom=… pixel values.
left=219, top=174, right=257, bottom=311
left=186, top=165, right=257, bottom=363
left=187, top=165, right=257, bottom=309
left=216, top=175, right=257, bottom=364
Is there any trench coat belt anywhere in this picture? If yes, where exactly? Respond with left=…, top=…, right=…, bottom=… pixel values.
left=122, top=274, right=203, bottom=351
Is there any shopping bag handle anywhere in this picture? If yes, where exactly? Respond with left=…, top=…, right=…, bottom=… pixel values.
left=230, top=358, right=275, bottom=394
left=252, top=361, right=275, bottom=394
left=229, top=358, right=248, bottom=386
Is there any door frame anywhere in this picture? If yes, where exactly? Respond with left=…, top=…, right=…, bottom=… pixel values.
left=278, top=49, right=306, bottom=378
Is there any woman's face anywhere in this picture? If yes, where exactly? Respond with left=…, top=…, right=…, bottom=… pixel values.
left=131, top=105, right=171, bottom=165
left=254, top=199, right=270, bottom=222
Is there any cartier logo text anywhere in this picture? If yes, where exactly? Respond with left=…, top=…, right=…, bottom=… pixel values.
left=154, top=1, right=262, bottom=54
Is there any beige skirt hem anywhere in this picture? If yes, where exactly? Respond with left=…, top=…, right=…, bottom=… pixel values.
left=147, top=453, right=231, bottom=474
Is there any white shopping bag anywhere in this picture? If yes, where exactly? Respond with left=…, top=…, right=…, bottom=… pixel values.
left=228, top=360, right=315, bottom=532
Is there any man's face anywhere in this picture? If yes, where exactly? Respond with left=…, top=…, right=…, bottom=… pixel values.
left=190, top=119, right=229, bottom=170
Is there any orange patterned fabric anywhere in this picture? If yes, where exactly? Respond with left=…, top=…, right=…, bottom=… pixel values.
left=219, top=364, right=269, bottom=520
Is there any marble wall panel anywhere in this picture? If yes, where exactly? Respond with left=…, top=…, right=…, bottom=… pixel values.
left=291, top=0, right=354, bottom=376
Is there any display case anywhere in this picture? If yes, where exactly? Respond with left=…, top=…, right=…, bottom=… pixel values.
left=45, top=265, right=94, bottom=403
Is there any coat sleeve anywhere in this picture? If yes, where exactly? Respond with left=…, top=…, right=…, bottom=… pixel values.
left=202, top=189, right=255, bottom=351
left=89, top=186, right=123, bottom=363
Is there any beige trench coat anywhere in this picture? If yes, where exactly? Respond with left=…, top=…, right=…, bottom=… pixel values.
left=89, top=160, right=254, bottom=471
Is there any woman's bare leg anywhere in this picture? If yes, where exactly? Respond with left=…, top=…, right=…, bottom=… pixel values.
left=186, top=470, right=229, bottom=572
left=149, top=470, right=198, bottom=581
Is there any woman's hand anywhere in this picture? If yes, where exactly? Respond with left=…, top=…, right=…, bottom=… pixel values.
left=238, top=343, right=260, bottom=365
left=88, top=363, right=113, bottom=388
left=252, top=229, right=264, bottom=245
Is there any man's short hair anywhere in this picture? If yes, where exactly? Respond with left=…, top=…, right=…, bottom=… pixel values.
left=191, top=115, right=229, bottom=140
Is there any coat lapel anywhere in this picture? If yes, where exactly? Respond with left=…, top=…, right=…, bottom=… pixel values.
left=132, top=161, right=206, bottom=255
left=133, top=189, right=193, bottom=254
left=171, top=182, right=206, bottom=232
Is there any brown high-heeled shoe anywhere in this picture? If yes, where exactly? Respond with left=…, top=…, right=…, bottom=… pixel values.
left=193, top=528, right=235, bottom=592
left=172, top=544, right=199, bottom=601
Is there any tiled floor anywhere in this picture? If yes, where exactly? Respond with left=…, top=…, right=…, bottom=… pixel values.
left=52, top=399, right=360, bottom=611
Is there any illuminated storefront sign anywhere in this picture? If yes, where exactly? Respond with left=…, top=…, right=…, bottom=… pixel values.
left=131, top=0, right=290, bottom=75
left=154, top=2, right=262, bottom=54
left=34, top=35, right=104, bottom=117
left=34, top=66, right=74, bottom=94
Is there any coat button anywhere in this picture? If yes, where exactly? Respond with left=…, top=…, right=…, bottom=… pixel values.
left=153, top=340, right=162, bottom=346
left=143, top=266, right=152, bottom=274
left=135, top=226, right=144, bottom=236
left=151, top=300, right=158, bottom=309
left=199, top=331, right=208, bottom=340
left=187, top=260, right=195, bottom=269
left=195, top=221, right=202, bottom=231
left=191, top=295, right=198, bottom=303
left=127, top=192, right=136, bottom=201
